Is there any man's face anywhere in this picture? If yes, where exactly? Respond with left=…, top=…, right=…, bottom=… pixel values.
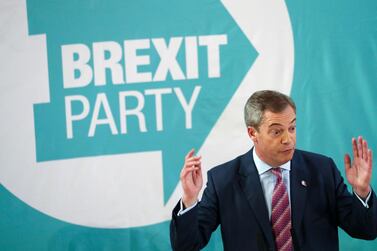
left=248, top=106, right=296, bottom=167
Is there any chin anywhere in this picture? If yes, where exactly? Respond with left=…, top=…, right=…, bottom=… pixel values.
left=280, top=154, right=294, bottom=163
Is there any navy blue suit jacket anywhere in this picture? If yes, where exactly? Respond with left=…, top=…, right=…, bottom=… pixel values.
left=170, top=149, right=377, bottom=251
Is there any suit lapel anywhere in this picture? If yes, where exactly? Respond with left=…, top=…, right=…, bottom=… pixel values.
left=290, top=151, right=310, bottom=247
left=238, top=149, right=275, bottom=248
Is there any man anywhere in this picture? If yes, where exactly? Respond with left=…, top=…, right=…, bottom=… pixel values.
left=170, top=90, right=377, bottom=251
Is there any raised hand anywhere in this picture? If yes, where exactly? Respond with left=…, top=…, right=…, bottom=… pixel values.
left=180, top=149, right=203, bottom=208
left=344, top=136, right=373, bottom=199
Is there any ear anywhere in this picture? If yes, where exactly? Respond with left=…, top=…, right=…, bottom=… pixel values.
left=247, top=126, right=258, bottom=144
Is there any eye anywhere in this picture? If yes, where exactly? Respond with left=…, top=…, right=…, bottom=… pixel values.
left=289, top=125, right=296, bottom=132
left=270, top=129, right=282, bottom=136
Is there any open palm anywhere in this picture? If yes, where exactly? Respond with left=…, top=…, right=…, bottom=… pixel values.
left=180, top=149, right=203, bottom=208
left=344, top=136, right=373, bottom=198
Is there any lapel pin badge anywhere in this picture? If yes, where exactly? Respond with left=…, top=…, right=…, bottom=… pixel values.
left=301, top=180, right=307, bottom=187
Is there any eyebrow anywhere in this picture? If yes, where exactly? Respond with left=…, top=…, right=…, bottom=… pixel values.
left=268, top=118, right=296, bottom=128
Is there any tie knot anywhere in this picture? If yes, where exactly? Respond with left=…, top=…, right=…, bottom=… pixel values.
left=271, top=167, right=282, bottom=178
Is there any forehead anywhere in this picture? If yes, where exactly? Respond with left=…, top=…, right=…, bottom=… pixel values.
left=262, top=106, right=296, bottom=126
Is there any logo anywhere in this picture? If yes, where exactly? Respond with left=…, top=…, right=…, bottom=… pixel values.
left=0, top=0, right=293, bottom=228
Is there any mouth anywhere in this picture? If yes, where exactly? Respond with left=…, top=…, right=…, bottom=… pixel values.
left=281, top=148, right=294, bottom=153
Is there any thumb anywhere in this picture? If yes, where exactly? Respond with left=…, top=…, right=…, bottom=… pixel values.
left=185, top=148, right=195, bottom=159
left=344, top=154, right=351, bottom=172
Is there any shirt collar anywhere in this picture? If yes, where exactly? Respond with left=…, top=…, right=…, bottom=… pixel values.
left=252, top=148, right=291, bottom=175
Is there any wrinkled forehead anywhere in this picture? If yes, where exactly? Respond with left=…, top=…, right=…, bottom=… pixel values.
left=261, top=106, right=296, bottom=127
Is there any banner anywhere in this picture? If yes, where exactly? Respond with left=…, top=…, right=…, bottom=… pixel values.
left=0, top=0, right=376, bottom=250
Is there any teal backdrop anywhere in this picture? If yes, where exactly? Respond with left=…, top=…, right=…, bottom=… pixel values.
left=288, top=0, right=377, bottom=249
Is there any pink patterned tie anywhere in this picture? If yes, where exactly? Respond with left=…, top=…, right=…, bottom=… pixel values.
left=271, top=168, right=293, bottom=251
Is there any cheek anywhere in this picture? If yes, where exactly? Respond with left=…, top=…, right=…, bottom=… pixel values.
left=265, top=141, right=278, bottom=152
left=291, top=135, right=297, bottom=144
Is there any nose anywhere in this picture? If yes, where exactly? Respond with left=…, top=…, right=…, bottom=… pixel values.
left=281, top=131, right=291, bottom=145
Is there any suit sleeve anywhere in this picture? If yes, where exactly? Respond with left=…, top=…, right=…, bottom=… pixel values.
left=330, top=158, right=377, bottom=240
left=170, top=171, right=220, bottom=251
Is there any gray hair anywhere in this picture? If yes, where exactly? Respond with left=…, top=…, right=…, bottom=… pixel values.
left=244, top=90, right=296, bottom=130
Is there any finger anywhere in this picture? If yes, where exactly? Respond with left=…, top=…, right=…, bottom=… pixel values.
left=185, top=156, right=201, bottom=165
left=192, top=169, right=197, bottom=184
left=197, top=160, right=202, bottom=170
left=368, top=149, right=373, bottom=170
left=185, top=149, right=195, bottom=160
left=358, top=136, right=363, bottom=158
left=185, top=159, right=201, bottom=168
left=190, top=156, right=202, bottom=161
left=344, top=154, right=351, bottom=171
left=362, top=139, right=368, bottom=161
left=195, top=168, right=203, bottom=179
left=194, top=166, right=202, bottom=179
left=182, top=159, right=201, bottom=171
left=183, top=164, right=201, bottom=172
left=194, top=168, right=202, bottom=185
left=352, top=137, right=358, bottom=158
left=181, top=166, right=200, bottom=178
